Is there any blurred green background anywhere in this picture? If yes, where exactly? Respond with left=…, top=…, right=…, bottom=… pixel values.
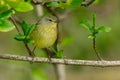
left=1, top=0, right=120, bottom=80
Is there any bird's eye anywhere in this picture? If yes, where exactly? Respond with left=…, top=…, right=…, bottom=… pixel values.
left=48, top=19, right=52, bottom=21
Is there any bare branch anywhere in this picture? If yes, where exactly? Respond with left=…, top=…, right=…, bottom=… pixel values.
left=1, top=54, right=120, bottom=67
left=10, top=16, right=21, bottom=35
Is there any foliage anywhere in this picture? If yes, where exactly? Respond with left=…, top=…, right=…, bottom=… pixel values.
left=80, top=14, right=111, bottom=39
left=14, top=21, right=36, bottom=44
left=0, top=0, right=33, bottom=32
left=31, top=68, right=49, bottom=80
left=0, top=9, right=15, bottom=32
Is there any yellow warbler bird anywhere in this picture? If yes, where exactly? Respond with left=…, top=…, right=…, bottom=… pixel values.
left=30, top=16, right=64, bottom=79
left=29, top=15, right=57, bottom=48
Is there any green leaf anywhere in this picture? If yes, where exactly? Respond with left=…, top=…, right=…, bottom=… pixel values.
left=69, top=0, right=83, bottom=8
left=0, top=1, right=10, bottom=14
left=58, top=0, right=66, bottom=9
left=54, top=50, right=64, bottom=58
left=66, top=0, right=72, bottom=5
left=0, top=19, right=15, bottom=32
left=47, top=0, right=65, bottom=9
left=21, top=21, right=36, bottom=36
left=26, top=38, right=34, bottom=44
left=88, top=34, right=95, bottom=39
left=26, top=24, right=36, bottom=36
left=80, top=20, right=92, bottom=30
left=4, top=0, right=24, bottom=8
left=97, top=26, right=111, bottom=32
left=14, top=2, right=33, bottom=12
left=58, top=0, right=73, bottom=9
left=26, top=0, right=32, bottom=3
left=61, top=36, right=73, bottom=46
left=47, top=0, right=78, bottom=9
left=21, top=21, right=27, bottom=35
left=32, top=68, right=48, bottom=80
left=14, top=35, right=26, bottom=41
left=0, top=10, right=15, bottom=19
left=94, top=0, right=100, bottom=4
left=47, top=2, right=59, bottom=7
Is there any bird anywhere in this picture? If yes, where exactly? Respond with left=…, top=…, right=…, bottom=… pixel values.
left=29, top=15, right=58, bottom=54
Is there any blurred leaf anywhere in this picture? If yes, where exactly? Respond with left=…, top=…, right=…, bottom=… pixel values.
left=69, top=0, right=83, bottom=8
left=0, top=10, right=15, bottom=19
left=26, top=0, right=32, bottom=3
left=58, top=0, right=72, bottom=9
left=54, top=49, right=64, bottom=58
left=14, top=35, right=26, bottom=41
left=80, top=20, right=92, bottom=30
left=93, top=13, right=96, bottom=25
left=47, top=2, right=59, bottom=7
left=66, top=0, right=72, bottom=5
left=32, top=68, right=48, bottom=80
left=47, top=0, right=82, bottom=9
left=57, top=0, right=66, bottom=9
left=50, top=47, right=64, bottom=58
left=94, top=0, right=100, bottom=4
left=96, top=26, right=111, bottom=32
left=0, top=19, right=15, bottom=32
left=71, top=0, right=82, bottom=5
left=0, top=6, right=10, bottom=14
left=88, top=34, right=95, bottom=39
left=14, top=2, right=33, bottom=12
left=0, top=0, right=10, bottom=14
left=4, top=0, right=24, bottom=8
left=61, top=36, right=73, bottom=46
left=0, top=0, right=5, bottom=5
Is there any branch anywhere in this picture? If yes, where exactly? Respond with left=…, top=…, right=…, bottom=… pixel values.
left=31, top=0, right=66, bottom=5
left=81, top=0, right=95, bottom=7
left=0, top=54, right=120, bottom=67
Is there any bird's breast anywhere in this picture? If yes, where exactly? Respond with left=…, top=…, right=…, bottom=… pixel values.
left=30, top=23, right=57, bottom=48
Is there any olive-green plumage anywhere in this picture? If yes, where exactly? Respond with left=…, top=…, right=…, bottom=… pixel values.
left=30, top=16, right=57, bottom=48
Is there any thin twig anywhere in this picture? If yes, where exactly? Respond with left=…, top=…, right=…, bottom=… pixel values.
left=93, top=38, right=103, bottom=60
left=81, top=0, right=95, bottom=7
left=31, top=0, right=66, bottom=5
left=23, top=42, right=35, bottom=57
left=1, top=54, right=120, bottom=67
left=10, top=16, right=21, bottom=34
left=92, top=14, right=103, bottom=60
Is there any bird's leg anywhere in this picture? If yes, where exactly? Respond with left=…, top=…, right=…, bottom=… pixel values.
left=32, top=46, right=36, bottom=56
left=43, top=48, right=54, bottom=62
left=28, top=46, right=36, bottom=64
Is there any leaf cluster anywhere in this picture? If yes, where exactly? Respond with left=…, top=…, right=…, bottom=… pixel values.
left=0, top=0, right=33, bottom=32
left=14, top=21, right=36, bottom=44
left=80, top=14, right=111, bottom=39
